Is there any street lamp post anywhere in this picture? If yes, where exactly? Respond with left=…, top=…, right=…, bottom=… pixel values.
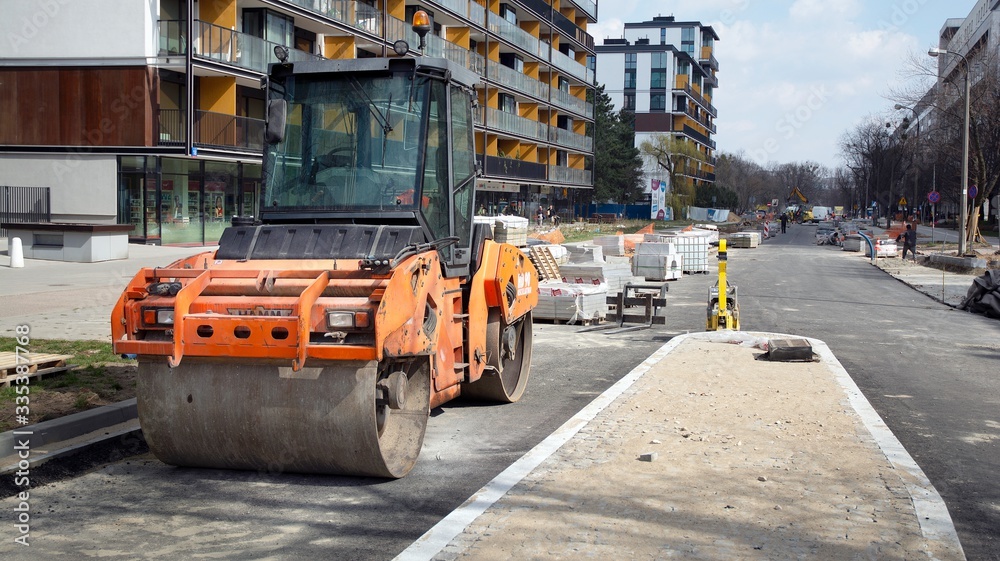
left=929, top=47, right=971, bottom=255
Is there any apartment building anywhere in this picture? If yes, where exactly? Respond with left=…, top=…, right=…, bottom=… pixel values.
left=594, top=15, right=718, bottom=195
left=0, top=0, right=596, bottom=245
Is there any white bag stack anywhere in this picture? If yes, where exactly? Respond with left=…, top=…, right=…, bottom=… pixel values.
left=659, top=232, right=710, bottom=273
left=535, top=282, right=608, bottom=323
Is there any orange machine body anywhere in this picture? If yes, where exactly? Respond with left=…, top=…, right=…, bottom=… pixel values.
left=112, top=240, right=537, bottom=409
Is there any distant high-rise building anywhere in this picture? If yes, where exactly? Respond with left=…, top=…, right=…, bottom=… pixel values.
left=595, top=15, right=718, bottom=195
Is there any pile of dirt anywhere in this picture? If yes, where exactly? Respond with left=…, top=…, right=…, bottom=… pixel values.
left=0, top=364, right=137, bottom=432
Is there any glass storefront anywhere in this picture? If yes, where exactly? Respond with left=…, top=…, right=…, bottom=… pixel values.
left=118, top=156, right=261, bottom=245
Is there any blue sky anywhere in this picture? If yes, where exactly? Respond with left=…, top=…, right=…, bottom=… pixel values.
left=590, top=0, right=974, bottom=169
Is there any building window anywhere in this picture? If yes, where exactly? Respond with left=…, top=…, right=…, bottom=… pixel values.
left=660, top=28, right=666, bottom=45
left=650, top=69, right=667, bottom=89
left=499, top=3, right=517, bottom=25
left=704, top=85, right=714, bottom=98
left=625, top=52, right=637, bottom=69
left=682, top=27, right=695, bottom=56
left=243, top=9, right=294, bottom=46
left=678, top=61, right=690, bottom=77
left=558, top=77, right=570, bottom=93
left=702, top=34, right=714, bottom=48
left=624, top=94, right=635, bottom=110
left=499, top=93, right=517, bottom=114
left=587, top=55, right=596, bottom=72
left=624, top=70, right=636, bottom=89
left=500, top=53, right=524, bottom=73
left=650, top=94, right=666, bottom=112
left=651, top=52, right=667, bottom=69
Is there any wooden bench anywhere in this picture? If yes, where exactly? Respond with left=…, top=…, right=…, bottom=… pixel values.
left=588, top=213, right=619, bottom=224
left=2, top=222, right=133, bottom=262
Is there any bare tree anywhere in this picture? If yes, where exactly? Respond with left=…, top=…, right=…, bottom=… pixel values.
left=639, top=134, right=708, bottom=216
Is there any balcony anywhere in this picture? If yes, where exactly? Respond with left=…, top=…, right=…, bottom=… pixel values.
left=548, top=126, right=592, bottom=152
left=680, top=124, right=716, bottom=150
left=194, top=110, right=265, bottom=151
left=680, top=105, right=716, bottom=133
left=193, top=20, right=322, bottom=74
left=477, top=154, right=547, bottom=181
left=674, top=82, right=718, bottom=117
left=550, top=48, right=591, bottom=84
left=157, top=109, right=186, bottom=145
left=487, top=59, right=549, bottom=100
left=549, top=165, right=592, bottom=186
left=283, top=0, right=381, bottom=35
left=422, top=29, right=485, bottom=74
left=550, top=9, right=595, bottom=50
left=486, top=107, right=548, bottom=142
left=565, top=0, right=597, bottom=21
left=158, top=20, right=186, bottom=56
left=550, top=87, right=588, bottom=117
left=424, top=0, right=486, bottom=27
left=699, top=47, right=720, bottom=71
left=488, top=11, right=547, bottom=59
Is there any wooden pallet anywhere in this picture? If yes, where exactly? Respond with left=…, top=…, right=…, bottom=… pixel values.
left=0, top=352, right=75, bottom=386
left=529, top=246, right=561, bottom=281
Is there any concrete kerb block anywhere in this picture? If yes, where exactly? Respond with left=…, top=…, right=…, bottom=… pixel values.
left=0, top=398, right=138, bottom=456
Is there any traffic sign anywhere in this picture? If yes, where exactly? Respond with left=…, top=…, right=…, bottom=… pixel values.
left=928, top=191, right=941, bottom=203
left=969, top=185, right=978, bottom=199
left=898, top=196, right=908, bottom=206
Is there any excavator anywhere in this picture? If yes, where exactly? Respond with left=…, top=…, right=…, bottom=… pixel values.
left=786, top=186, right=813, bottom=223
left=112, top=17, right=538, bottom=478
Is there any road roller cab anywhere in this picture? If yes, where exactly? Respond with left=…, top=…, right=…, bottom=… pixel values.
left=112, top=48, right=538, bottom=478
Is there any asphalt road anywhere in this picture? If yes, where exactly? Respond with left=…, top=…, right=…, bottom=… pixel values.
left=0, top=270, right=718, bottom=560
left=4, top=228, right=998, bottom=559
left=732, top=222, right=1000, bottom=561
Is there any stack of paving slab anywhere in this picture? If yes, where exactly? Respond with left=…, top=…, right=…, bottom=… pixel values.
left=842, top=234, right=864, bottom=252
left=593, top=235, right=626, bottom=257
left=493, top=216, right=529, bottom=247
left=534, top=282, right=608, bottom=324
left=727, top=231, right=760, bottom=248
left=633, top=242, right=683, bottom=281
left=560, top=259, right=632, bottom=293
left=565, top=243, right=604, bottom=263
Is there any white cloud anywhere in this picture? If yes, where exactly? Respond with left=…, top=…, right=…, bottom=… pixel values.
left=789, top=0, right=861, bottom=21
left=590, top=18, right=624, bottom=44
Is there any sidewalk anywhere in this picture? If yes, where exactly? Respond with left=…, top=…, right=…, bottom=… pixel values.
left=398, top=332, right=965, bottom=561
left=0, top=238, right=213, bottom=340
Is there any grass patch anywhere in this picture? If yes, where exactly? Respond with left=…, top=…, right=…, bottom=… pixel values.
left=0, top=339, right=134, bottom=369
left=556, top=219, right=696, bottom=244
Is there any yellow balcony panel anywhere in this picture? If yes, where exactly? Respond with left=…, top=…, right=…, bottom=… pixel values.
left=198, top=76, right=236, bottom=115
left=325, top=36, right=356, bottom=59
left=446, top=27, right=470, bottom=49
left=201, top=0, right=235, bottom=29
left=386, top=0, right=405, bottom=20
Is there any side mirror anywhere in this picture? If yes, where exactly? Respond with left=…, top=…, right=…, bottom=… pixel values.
left=265, top=99, right=287, bottom=144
